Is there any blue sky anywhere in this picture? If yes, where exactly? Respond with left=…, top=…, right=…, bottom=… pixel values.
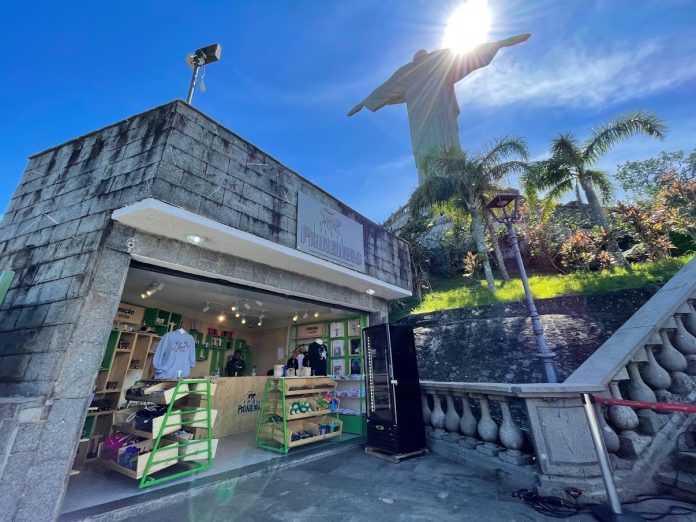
left=2, top=0, right=695, bottom=223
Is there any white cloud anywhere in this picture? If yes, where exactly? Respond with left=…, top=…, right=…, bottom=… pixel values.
left=456, top=37, right=696, bottom=110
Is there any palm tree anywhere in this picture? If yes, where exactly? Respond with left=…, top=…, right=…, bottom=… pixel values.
left=410, top=138, right=528, bottom=291
left=523, top=110, right=666, bottom=266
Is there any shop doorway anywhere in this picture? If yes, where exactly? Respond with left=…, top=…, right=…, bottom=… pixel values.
left=62, top=262, right=369, bottom=516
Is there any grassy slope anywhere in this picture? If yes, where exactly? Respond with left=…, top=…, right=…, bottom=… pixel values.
left=392, top=255, right=693, bottom=319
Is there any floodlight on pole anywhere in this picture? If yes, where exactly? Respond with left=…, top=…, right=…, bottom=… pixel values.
left=485, top=193, right=559, bottom=384
left=185, top=43, right=222, bottom=105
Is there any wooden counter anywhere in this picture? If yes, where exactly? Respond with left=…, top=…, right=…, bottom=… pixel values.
left=208, top=376, right=267, bottom=437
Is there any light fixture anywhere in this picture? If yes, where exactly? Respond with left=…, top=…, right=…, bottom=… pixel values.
left=244, top=302, right=251, bottom=310
left=218, top=313, right=226, bottom=322
left=292, top=313, right=299, bottom=323
left=366, top=288, right=376, bottom=295
left=255, top=300, right=263, bottom=307
left=185, top=43, right=222, bottom=105
left=231, top=304, right=238, bottom=312
left=185, top=234, right=207, bottom=246
left=257, top=319, right=262, bottom=327
left=235, top=311, right=240, bottom=318
left=241, top=317, right=246, bottom=325
left=313, top=311, right=320, bottom=318
left=302, top=311, right=309, bottom=320
left=142, top=282, right=161, bottom=298
left=202, top=302, right=210, bottom=313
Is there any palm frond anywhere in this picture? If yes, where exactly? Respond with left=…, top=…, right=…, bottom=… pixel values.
left=585, top=169, right=615, bottom=202
left=488, top=160, right=530, bottom=181
left=550, top=133, right=583, bottom=168
left=475, top=136, right=529, bottom=172
left=543, top=178, right=574, bottom=203
left=583, top=110, right=667, bottom=164
left=408, top=175, right=455, bottom=214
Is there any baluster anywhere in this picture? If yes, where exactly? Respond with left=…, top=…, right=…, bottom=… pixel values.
left=458, top=393, right=478, bottom=449
left=476, top=396, right=500, bottom=456
left=683, top=301, right=696, bottom=335
left=640, top=345, right=672, bottom=401
left=443, top=393, right=461, bottom=441
left=674, top=315, right=696, bottom=376
left=626, top=361, right=662, bottom=435
left=595, top=404, right=620, bottom=454
left=656, top=330, right=692, bottom=395
left=430, top=392, right=446, bottom=438
left=421, top=392, right=432, bottom=429
left=497, top=397, right=532, bottom=465
left=607, top=381, right=648, bottom=459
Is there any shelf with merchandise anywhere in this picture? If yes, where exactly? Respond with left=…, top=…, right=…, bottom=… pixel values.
left=255, top=377, right=341, bottom=453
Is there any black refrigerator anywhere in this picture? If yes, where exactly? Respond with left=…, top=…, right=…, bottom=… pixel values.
left=363, top=323, right=425, bottom=455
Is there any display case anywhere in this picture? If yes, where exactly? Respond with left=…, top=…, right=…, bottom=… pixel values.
left=363, top=323, right=425, bottom=455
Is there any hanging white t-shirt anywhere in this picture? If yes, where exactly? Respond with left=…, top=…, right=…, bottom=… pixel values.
left=153, top=330, right=196, bottom=379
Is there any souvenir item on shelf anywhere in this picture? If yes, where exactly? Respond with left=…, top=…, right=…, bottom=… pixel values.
left=330, top=322, right=344, bottom=338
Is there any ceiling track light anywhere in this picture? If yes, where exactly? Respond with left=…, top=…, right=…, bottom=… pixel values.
left=292, top=313, right=299, bottom=323
left=218, top=313, right=226, bottom=322
left=235, top=311, right=240, bottom=318
left=313, top=311, right=320, bottom=318
left=202, top=302, right=210, bottom=313
left=231, top=304, right=238, bottom=312
left=302, top=311, right=308, bottom=319
left=241, top=316, right=246, bottom=325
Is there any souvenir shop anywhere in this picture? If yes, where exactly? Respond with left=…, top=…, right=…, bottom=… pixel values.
left=62, top=262, right=370, bottom=513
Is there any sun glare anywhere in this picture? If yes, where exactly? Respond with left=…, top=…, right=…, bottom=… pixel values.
left=443, top=0, right=492, bottom=54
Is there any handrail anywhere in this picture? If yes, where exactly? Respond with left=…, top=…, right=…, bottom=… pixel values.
left=566, top=256, right=696, bottom=386
left=419, top=380, right=605, bottom=397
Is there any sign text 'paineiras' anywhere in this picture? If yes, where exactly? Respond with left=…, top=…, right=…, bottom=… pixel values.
left=296, top=192, right=365, bottom=273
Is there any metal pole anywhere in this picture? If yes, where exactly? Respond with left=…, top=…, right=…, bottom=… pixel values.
left=506, top=222, right=558, bottom=383
left=581, top=393, right=623, bottom=515
left=186, top=63, right=200, bottom=105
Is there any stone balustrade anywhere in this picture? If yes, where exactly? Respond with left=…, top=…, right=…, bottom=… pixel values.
left=567, top=259, right=696, bottom=461
left=419, top=381, right=605, bottom=471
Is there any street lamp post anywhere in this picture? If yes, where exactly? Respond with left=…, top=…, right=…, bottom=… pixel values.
left=485, top=193, right=559, bottom=383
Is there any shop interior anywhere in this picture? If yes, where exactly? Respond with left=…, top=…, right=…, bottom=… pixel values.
left=62, top=262, right=368, bottom=515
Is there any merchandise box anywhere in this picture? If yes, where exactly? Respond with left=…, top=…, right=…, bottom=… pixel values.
left=97, top=440, right=178, bottom=479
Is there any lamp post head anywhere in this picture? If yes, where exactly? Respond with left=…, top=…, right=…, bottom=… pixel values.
left=485, top=193, right=521, bottom=224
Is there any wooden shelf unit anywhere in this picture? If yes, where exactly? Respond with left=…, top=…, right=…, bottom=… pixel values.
left=255, top=377, right=342, bottom=454
left=72, top=329, right=161, bottom=472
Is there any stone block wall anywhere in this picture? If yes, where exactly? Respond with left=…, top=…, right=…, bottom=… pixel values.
left=398, top=288, right=656, bottom=383
left=150, top=102, right=411, bottom=290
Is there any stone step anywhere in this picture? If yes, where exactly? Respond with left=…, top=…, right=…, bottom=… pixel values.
left=656, top=471, right=696, bottom=501
left=677, top=451, right=696, bottom=473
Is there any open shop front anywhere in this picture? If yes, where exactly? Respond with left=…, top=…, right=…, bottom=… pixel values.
left=62, top=262, right=370, bottom=514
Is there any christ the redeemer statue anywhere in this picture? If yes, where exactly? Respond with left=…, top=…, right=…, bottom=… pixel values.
left=348, top=34, right=530, bottom=184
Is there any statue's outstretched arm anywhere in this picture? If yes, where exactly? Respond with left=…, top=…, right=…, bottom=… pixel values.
left=347, top=102, right=364, bottom=117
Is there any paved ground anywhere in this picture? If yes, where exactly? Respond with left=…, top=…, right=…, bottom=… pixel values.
left=120, top=447, right=593, bottom=521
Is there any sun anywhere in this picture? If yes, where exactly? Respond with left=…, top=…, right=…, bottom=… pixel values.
left=442, top=0, right=492, bottom=54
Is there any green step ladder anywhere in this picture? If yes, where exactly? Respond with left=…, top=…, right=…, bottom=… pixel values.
left=135, top=378, right=214, bottom=488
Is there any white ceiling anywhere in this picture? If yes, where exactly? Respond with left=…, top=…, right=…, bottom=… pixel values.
left=122, top=267, right=358, bottom=332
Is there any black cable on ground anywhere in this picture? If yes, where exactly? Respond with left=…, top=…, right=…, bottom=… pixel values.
left=513, top=489, right=696, bottom=520
left=512, top=489, right=594, bottom=518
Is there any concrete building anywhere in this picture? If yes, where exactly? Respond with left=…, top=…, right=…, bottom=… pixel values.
left=0, top=101, right=412, bottom=520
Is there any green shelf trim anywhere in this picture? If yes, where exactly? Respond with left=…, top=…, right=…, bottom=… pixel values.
left=138, top=378, right=214, bottom=488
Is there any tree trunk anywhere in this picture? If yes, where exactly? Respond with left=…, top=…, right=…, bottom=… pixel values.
left=471, top=205, right=496, bottom=291
left=484, top=210, right=510, bottom=280
left=575, top=181, right=591, bottom=221
left=578, top=174, right=628, bottom=267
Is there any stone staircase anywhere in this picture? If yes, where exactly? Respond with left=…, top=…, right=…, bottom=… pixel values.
left=656, top=424, right=696, bottom=500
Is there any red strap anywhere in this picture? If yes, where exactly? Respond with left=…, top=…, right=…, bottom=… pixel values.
left=593, top=395, right=696, bottom=413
